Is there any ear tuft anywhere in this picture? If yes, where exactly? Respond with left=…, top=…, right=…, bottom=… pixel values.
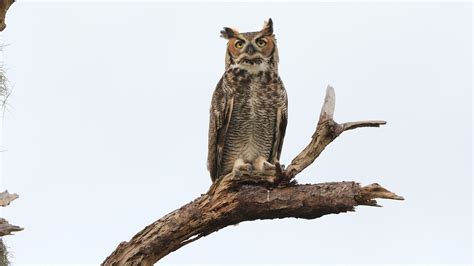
left=220, top=27, right=238, bottom=39
left=261, top=18, right=273, bottom=36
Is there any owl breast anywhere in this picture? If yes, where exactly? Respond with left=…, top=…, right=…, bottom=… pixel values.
left=221, top=70, right=286, bottom=174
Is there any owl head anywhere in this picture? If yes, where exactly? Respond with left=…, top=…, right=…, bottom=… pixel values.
left=221, top=19, right=279, bottom=73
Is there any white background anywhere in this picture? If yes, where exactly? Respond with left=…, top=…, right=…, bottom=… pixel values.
left=0, top=1, right=472, bottom=265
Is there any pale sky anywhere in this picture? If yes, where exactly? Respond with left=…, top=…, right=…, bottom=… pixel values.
left=0, top=1, right=472, bottom=265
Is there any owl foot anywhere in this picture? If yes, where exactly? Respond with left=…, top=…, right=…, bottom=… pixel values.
left=233, top=159, right=254, bottom=177
left=234, top=163, right=254, bottom=177
left=253, top=156, right=275, bottom=174
left=274, top=162, right=295, bottom=186
left=262, top=161, right=276, bottom=171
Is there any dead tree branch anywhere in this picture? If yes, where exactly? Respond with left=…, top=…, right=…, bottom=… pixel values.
left=284, top=86, right=386, bottom=179
left=0, top=190, right=22, bottom=236
left=0, top=0, right=15, bottom=32
left=0, top=190, right=18, bottom=207
left=103, top=86, right=403, bottom=265
left=0, top=218, right=22, bottom=236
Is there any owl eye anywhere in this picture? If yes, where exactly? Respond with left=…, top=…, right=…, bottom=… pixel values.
left=234, top=40, right=244, bottom=49
left=256, top=38, right=267, bottom=47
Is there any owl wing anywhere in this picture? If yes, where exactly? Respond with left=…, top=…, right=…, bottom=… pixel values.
left=269, top=106, right=288, bottom=164
left=269, top=85, right=288, bottom=164
left=207, top=78, right=234, bottom=182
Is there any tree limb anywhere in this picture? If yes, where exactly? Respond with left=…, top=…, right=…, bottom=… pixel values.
left=0, top=190, right=18, bottom=207
left=0, top=218, right=22, bottom=236
left=103, top=86, right=402, bottom=265
left=284, top=86, right=386, bottom=179
left=0, top=190, right=22, bottom=236
left=0, top=0, right=14, bottom=32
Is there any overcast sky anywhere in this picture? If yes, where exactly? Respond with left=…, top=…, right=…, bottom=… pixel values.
left=0, top=1, right=472, bottom=265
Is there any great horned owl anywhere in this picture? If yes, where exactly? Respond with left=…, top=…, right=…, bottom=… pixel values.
left=207, top=19, right=288, bottom=182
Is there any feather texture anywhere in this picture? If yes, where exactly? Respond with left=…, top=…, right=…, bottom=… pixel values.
left=208, top=19, right=287, bottom=182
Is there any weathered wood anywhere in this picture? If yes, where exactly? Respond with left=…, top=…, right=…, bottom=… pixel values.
left=0, top=190, right=22, bottom=236
left=0, top=190, right=18, bottom=207
left=104, top=180, right=402, bottom=265
left=0, top=218, right=22, bottom=236
left=103, top=87, right=402, bottom=265
left=0, top=0, right=15, bottom=32
left=284, top=86, right=386, bottom=179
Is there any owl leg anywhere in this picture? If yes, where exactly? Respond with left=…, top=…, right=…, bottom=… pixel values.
left=253, top=156, right=275, bottom=173
left=232, top=158, right=253, bottom=176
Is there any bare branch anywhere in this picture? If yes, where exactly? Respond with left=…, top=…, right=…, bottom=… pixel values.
left=356, top=183, right=404, bottom=206
left=0, top=0, right=15, bottom=32
left=0, top=191, right=22, bottom=236
left=0, top=218, right=22, bottom=236
left=319, top=85, right=336, bottom=123
left=103, top=181, right=402, bottom=265
left=284, top=86, right=385, bottom=179
left=0, top=190, right=18, bottom=207
left=342, top=120, right=386, bottom=131
left=103, top=86, right=402, bottom=265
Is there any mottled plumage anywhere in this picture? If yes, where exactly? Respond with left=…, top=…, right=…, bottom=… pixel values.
left=208, top=19, right=288, bottom=182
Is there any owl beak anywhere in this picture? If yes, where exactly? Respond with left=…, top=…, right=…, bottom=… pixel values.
left=245, top=44, right=256, bottom=55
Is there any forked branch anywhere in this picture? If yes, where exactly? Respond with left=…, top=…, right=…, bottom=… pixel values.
left=284, top=86, right=386, bottom=179
left=103, top=86, right=402, bottom=265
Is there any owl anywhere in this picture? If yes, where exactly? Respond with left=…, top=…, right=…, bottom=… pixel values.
left=207, top=19, right=288, bottom=182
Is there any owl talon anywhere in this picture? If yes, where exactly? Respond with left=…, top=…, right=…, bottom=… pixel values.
left=241, top=163, right=254, bottom=175
left=233, top=169, right=243, bottom=177
left=233, top=162, right=253, bottom=177
left=263, top=161, right=276, bottom=171
left=249, top=165, right=254, bottom=176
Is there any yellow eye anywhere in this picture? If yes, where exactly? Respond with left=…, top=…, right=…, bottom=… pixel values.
left=234, top=40, right=244, bottom=49
left=256, top=39, right=267, bottom=47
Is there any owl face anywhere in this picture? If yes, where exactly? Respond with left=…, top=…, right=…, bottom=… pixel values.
left=221, top=19, right=278, bottom=72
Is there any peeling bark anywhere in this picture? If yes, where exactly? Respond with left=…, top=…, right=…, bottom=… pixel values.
left=103, top=86, right=403, bottom=265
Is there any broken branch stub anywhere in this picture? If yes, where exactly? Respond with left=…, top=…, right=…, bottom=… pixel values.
left=0, top=0, right=14, bottom=32
left=0, top=190, right=19, bottom=207
left=0, top=218, right=22, bottom=236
